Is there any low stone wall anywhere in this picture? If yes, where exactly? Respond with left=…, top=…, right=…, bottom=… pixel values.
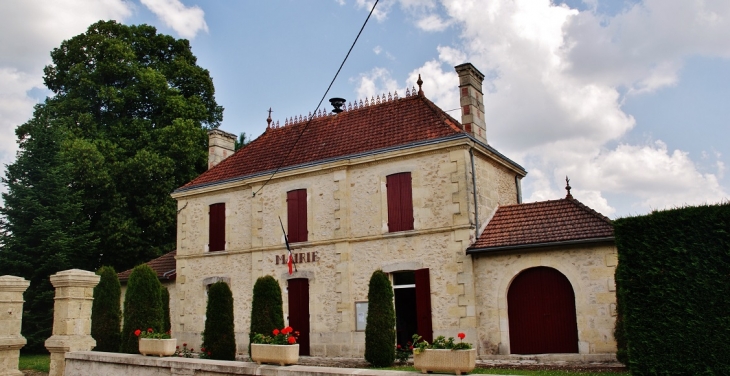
left=64, top=352, right=412, bottom=376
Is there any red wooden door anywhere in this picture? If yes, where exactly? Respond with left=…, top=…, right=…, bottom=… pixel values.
left=414, top=268, right=433, bottom=343
left=287, top=278, right=310, bottom=355
left=507, top=267, right=579, bottom=354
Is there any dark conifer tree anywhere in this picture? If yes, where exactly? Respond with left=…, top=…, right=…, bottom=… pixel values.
left=91, top=266, right=122, bottom=352
left=0, top=107, right=98, bottom=352
left=249, top=276, right=284, bottom=346
left=120, top=264, right=163, bottom=353
left=203, top=282, right=236, bottom=360
left=365, top=270, right=396, bottom=367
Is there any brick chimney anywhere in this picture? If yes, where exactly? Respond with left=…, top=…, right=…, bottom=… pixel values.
left=455, top=63, right=487, bottom=143
left=208, top=129, right=237, bottom=169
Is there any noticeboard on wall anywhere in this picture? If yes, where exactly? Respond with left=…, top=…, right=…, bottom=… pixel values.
left=355, top=301, right=368, bottom=331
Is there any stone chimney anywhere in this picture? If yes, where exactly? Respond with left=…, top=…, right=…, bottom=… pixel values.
left=208, top=129, right=237, bottom=169
left=455, top=63, right=487, bottom=143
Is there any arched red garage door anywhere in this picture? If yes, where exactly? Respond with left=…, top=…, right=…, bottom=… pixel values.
left=507, top=267, right=579, bottom=354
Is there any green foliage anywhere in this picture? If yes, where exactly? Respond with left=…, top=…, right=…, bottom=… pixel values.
left=412, top=333, right=472, bottom=355
left=18, top=354, right=50, bottom=373
left=251, top=326, right=298, bottom=345
left=0, top=107, right=98, bottom=352
left=161, top=286, right=171, bottom=333
left=234, top=132, right=250, bottom=151
left=91, top=266, right=122, bottom=352
left=365, top=270, right=396, bottom=367
left=249, top=276, right=284, bottom=347
left=1, top=19, right=222, bottom=352
left=203, top=282, right=236, bottom=360
left=614, top=203, right=730, bottom=375
left=120, top=264, right=164, bottom=353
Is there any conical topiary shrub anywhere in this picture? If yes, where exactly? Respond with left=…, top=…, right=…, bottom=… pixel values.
left=161, top=286, right=171, bottom=333
left=119, top=264, right=164, bottom=353
left=91, top=266, right=121, bottom=352
left=365, top=269, right=395, bottom=367
left=249, top=276, right=284, bottom=349
left=203, top=281, right=236, bottom=360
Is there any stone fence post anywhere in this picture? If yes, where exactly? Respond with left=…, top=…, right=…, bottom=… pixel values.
left=0, top=275, right=30, bottom=376
left=44, top=269, right=100, bottom=376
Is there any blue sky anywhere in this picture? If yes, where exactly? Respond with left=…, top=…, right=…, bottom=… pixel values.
left=1, top=0, right=728, bottom=218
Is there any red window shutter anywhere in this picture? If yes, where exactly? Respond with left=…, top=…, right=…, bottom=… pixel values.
left=387, top=172, right=414, bottom=232
left=415, top=268, right=433, bottom=343
left=208, top=203, right=225, bottom=252
left=287, top=189, right=307, bottom=242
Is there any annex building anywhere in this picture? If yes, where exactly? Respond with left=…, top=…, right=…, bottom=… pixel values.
left=165, top=63, right=618, bottom=357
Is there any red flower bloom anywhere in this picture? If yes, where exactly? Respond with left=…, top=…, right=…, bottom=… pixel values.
left=457, top=332, right=466, bottom=340
left=283, top=326, right=293, bottom=334
left=134, top=329, right=141, bottom=337
left=207, top=351, right=211, bottom=356
left=273, top=329, right=280, bottom=335
left=201, top=347, right=205, bottom=352
left=409, top=345, right=414, bottom=350
left=176, top=346, right=179, bottom=349
left=397, top=344, right=401, bottom=349
left=147, top=328, right=153, bottom=333
left=183, top=343, right=187, bottom=347
left=288, top=336, right=296, bottom=344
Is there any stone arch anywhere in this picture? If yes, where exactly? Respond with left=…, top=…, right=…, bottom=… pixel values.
left=495, top=256, right=586, bottom=354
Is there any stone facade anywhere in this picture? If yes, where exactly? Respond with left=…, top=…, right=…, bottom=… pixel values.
left=472, top=244, right=618, bottom=355
left=172, top=140, right=524, bottom=356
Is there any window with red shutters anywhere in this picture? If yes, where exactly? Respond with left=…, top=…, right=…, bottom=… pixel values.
left=287, top=189, right=308, bottom=243
left=387, top=172, right=414, bottom=232
left=209, top=203, right=225, bottom=252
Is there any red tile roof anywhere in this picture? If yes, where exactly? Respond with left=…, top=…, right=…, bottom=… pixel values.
left=178, top=93, right=521, bottom=191
left=118, top=250, right=176, bottom=283
left=467, top=197, right=614, bottom=253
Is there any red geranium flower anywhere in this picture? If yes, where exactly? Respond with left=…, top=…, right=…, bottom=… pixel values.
left=201, top=347, right=205, bottom=352
left=183, top=343, right=187, bottom=347
left=147, top=328, right=153, bottom=333
left=397, top=344, right=401, bottom=349
left=134, top=329, right=141, bottom=337
left=457, top=332, right=466, bottom=340
left=273, top=329, right=280, bottom=335
left=283, top=326, right=293, bottom=334
left=288, top=336, right=296, bottom=344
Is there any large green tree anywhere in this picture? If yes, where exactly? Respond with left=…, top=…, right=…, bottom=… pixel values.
left=0, top=20, right=222, bottom=352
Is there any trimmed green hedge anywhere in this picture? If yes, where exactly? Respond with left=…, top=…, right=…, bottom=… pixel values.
left=119, top=264, right=164, bottom=353
left=365, top=269, right=395, bottom=367
left=161, top=286, right=171, bottom=333
left=614, top=203, right=730, bottom=375
left=91, top=266, right=121, bottom=352
left=249, top=276, right=284, bottom=348
left=203, top=282, right=236, bottom=360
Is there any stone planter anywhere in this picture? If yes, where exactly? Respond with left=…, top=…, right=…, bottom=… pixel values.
left=138, top=338, right=177, bottom=357
left=413, top=349, right=476, bottom=375
left=250, top=344, right=299, bottom=366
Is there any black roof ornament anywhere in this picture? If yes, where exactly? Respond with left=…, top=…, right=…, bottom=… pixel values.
left=565, top=176, right=572, bottom=199
left=329, top=97, right=346, bottom=114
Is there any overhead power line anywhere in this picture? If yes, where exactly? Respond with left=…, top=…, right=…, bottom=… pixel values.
left=253, top=0, right=380, bottom=197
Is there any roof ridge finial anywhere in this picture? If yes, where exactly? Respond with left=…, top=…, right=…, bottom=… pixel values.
left=266, top=107, right=273, bottom=128
left=417, top=74, right=423, bottom=96
left=565, top=176, right=572, bottom=199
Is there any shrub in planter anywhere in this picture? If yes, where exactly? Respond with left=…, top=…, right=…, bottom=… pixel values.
left=250, top=275, right=284, bottom=350
left=250, top=326, right=300, bottom=366
left=412, top=333, right=475, bottom=375
left=119, top=264, right=164, bottom=353
left=161, top=286, right=171, bottom=333
left=364, top=269, right=395, bottom=367
left=91, top=266, right=121, bottom=352
left=203, top=281, right=236, bottom=360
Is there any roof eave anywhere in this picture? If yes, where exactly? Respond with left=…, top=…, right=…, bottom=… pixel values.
left=466, top=236, right=615, bottom=255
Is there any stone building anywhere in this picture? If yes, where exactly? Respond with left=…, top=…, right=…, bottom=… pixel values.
left=169, top=63, right=618, bottom=357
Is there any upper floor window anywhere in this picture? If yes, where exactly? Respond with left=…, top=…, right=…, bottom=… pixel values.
left=209, top=203, right=225, bottom=252
left=287, top=189, right=308, bottom=243
left=387, top=172, right=414, bottom=232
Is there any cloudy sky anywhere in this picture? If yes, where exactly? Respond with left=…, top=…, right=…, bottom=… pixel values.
left=1, top=0, right=728, bottom=218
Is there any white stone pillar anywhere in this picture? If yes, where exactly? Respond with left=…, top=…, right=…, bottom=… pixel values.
left=0, top=276, right=30, bottom=376
left=44, top=269, right=100, bottom=376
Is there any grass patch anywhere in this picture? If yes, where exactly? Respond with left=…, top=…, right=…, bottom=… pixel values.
left=19, top=354, right=50, bottom=373
left=378, top=365, right=627, bottom=375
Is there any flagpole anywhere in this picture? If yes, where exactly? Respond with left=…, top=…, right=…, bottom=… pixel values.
left=278, top=216, right=298, bottom=274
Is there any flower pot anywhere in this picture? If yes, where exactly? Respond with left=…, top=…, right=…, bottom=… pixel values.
left=413, top=348, right=476, bottom=375
left=138, top=338, right=177, bottom=357
left=250, top=343, right=299, bottom=366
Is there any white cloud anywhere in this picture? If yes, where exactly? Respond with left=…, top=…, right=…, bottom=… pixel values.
left=373, top=46, right=382, bottom=55
left=392, top=0, right=729, bottom=216
left=140, top=0, right=208, bottom=39
left=0, top=0, right=132, bottom=176
left=356, top=0, right=392, bottom=21
left=353, top=67, right=400, bottom=100
left=416, top=14, right=452, bottom=31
